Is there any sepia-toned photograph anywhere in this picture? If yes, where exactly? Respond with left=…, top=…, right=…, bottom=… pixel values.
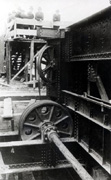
left=0, top=0, right=110, bottom=179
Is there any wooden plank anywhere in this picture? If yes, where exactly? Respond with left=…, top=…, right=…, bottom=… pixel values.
left=6, top=42, right=11, bottom=84
left=16, top=29, right=37, bottom=36
left=0, top=139, right=43, bottom=148
left=0, top=137, right=75, bottom=148
left=30, top=40, right=34, bottom=81
left=15, top=18, right=37, bottom=25
left=0, top=95, right=46, bottom=101
left=2, top=98, right=13, bottom=118
left=0, top=131, right=18, bottom=137
left=24, top=49, right=29, bottom=82
left=8, top=29, right=37, bottom=38
left=9, top=18, right=69, bottom=28
left=0, top=82, right=13, bottom=88
left=13, top=18, right=53, bottom=28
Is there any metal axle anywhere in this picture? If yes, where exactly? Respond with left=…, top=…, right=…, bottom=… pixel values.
left=47, top=130, right=94, bottom=180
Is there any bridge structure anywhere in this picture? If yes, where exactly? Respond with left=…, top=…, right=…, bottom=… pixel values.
left=0, top=5, right=111, bottom=180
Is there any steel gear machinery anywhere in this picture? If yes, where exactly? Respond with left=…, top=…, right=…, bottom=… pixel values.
left=19, top=100, right=93, bottom=180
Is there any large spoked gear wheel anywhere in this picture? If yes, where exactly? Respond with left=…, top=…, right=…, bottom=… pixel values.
left=37, top=45, right=55, bottom=84
left=19, top=100, right=73, bottom=141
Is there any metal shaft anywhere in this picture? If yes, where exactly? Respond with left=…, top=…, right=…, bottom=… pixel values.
left=48, top=131, right=94, bottom=180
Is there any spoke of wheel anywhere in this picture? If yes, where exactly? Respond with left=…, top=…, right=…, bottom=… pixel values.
left=54, top=116, right=69, bottom=125
left=28, top=133, right=41, bottom=140
left=49, top=106, right=55, bottom=121
left=57, top=130, right=71, bottom=136
left=42, top=64, right=51, bottom=73
left=35, top=108, right=43, bottom=122
left=42, top=55, right=49, bottom=63
left=24, top=122, right=40, bottom=129
left=41, top=60, right=47, bottom=65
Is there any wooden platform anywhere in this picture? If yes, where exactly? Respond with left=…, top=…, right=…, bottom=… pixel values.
left=5, top=18, right=67, bottom=40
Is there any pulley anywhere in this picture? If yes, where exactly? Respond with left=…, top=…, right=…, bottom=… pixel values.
left=19, top=100, right=93, bottom=180
left=37, top=45, right=55, bottom=84
left=19, top=100, right=73, bottom=140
